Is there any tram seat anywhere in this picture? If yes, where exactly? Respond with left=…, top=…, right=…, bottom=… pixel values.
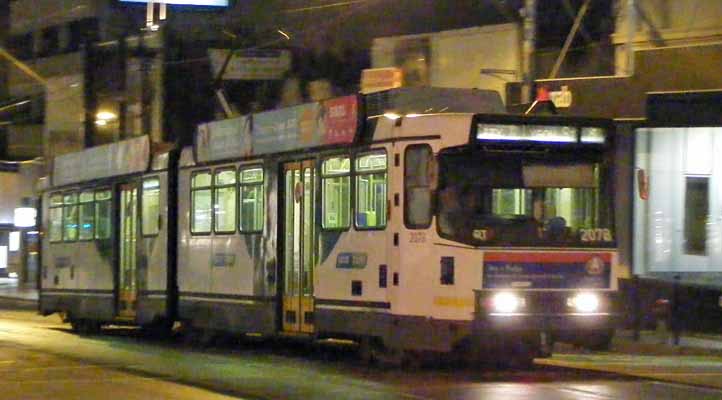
left=357, top=212, right=376, bottom=227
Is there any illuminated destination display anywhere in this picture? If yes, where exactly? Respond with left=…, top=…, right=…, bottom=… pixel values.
left=120, top=0, right=229, bottom=6
left=477, top=123, right=606, bottom=143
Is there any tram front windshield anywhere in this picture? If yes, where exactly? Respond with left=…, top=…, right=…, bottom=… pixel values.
left=437, top=149, right=614, bottom=247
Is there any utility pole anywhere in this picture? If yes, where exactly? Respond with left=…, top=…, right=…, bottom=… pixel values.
left=521, top=0, right=536, bottom=104
left=625, top=0, right=637, bottom=76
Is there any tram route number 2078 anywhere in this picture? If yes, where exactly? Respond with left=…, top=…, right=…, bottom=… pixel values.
left=580, top=228, right=613, bottom=242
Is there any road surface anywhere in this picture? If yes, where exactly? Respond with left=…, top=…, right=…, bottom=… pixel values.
left=0, top=310, right=720, bottom=399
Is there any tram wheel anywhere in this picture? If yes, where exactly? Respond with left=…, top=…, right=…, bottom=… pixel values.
left=69, top=318, right=83, bottom=333
left=70, top=319, right=101, bottom=335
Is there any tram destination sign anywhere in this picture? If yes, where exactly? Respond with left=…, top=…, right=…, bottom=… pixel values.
left=482, top=252, right=611, bottom=289
left=53, top=136, right=150, bottom=186
left=196, top=95, right=359, bottom=162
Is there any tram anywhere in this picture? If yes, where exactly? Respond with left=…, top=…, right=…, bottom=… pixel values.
left=39, top=89, right=620, bottom=362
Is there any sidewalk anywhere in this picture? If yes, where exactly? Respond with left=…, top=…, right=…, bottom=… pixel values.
left=538, top=329, right=722, bottom=389
left=0, top=277, right=38, bottom=309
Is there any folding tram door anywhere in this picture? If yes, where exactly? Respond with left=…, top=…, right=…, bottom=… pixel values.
left=282, top=160, right=316, bottom=334
left=117, top=182, right=139, bottom=320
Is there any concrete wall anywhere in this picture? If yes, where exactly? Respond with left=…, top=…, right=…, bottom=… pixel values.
left=10, top=0, right=104, bottom=35
left=613, top=0, right=722, bottom=75
left=372, top=24, right=521, bottom=104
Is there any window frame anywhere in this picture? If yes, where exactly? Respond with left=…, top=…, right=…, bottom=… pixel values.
left=353, top=149, right=388, bottom=231
left=62, top=191, right=79, bottom=242
left=94, top=188, right=112, bottom=240
left=404, top=144, right=434, bottom=230
left=213, top=167, right=238, bottom=235
left=238, top=165, right=265, bottom=234
left=48, top=192, right=65, bottom=243
left=190, top=169, right=213, bottom=236
left=77, top=190, right=96, bottom=241
left=141, top=176, right=162, bottom=237
left=320, top=154, right=352, bottom=232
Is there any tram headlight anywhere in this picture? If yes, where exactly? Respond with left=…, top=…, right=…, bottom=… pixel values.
left=491, top=292, right=523, bottom=314
left=568, top=292, right=600, bottom=313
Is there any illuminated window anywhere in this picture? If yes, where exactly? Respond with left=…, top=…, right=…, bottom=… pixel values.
left=404, top=145, right=433, bottom=229
left=63, top=193, right=78, bottom=241
left=191, top=171, right=212, bottom=234
left=142, top=178, right=161, bottom=236
left=95, top=189, right=112, bottom=240
left=355, top=152, right=387, bottom=229
left=492, top=189, right=531, bottom=215
left=322, top=156, right=350, bottom=229
left=214, top=169, right=237, bottom=233
left=684, top=176, right=709, bottom=255
left=78, top=191, right=95, bottom=240
left=239, top=167, right=264, bottom=233
left=49, top=194, right=63, bottom=242
left=9, top=232, right=20, bottom=252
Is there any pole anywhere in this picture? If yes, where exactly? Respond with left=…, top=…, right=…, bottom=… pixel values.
left=625, top=0, right=637, bottom=75
left=549, top=0, right=591, bottom=79
left=521, top=0, right=536, bottom=103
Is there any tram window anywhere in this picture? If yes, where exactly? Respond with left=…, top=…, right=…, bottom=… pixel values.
left=322, top=156, right=351, bottom=230
left=355, top=152, right=387, bottom=229
left=404, top=144, right=433, bottom=229
left=239, top=167, right=264, bottom=233
left=49, top=194, right=63, bottom=242
left=214, top=169, right=237, bottom=233
left=78, top=191, right=95, bottom=240
left=95, top=190, right=112, bottom=240
left=191, top=171, right=212, bottom=234
left=62, top=192, right=79, bottom=241
left=142, top=178, right=161, bottom=236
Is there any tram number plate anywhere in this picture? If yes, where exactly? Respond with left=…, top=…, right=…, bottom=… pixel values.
left=580, top=228, right=613, bottom=242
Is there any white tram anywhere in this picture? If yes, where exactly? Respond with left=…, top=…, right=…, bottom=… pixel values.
left=40, top=89, right=620, bottom=362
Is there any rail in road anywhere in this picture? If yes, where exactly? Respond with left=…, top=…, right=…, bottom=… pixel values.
left=0, top=311, right=721, bottom=399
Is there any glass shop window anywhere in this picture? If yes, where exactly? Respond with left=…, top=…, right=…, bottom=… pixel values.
left=684, top=176, right=709, bottom=255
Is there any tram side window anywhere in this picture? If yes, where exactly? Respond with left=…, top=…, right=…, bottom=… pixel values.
left=215, top=169, right=237, bottom=233
left=356, top=152, right=387, bottom=229
left=63, top=193, right=79, bottom=241
left=404, top=144, right=433, bottom=229
left=95, top=190, right=112, bottom=240
left=48, top=194, right=64, bottom=242
left=191, top=171, right=212, bottom=234
left=142, top=178, right=161, bottom=236
left=240, top=167, right=264, bottom=233
left=78, top=191, right=95, bottom=240
left=322, top=156, right=351, bottom=229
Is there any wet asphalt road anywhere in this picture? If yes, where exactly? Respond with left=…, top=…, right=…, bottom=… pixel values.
left=0, top=310, right=720, bottom=400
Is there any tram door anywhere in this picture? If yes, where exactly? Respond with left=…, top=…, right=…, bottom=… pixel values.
left=118, top=183, right=139, bottom=319
left=282, top=160, right=316, bottom=333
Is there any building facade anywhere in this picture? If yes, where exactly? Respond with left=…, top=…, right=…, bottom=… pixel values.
left=506, top=1, right=722, bottom=287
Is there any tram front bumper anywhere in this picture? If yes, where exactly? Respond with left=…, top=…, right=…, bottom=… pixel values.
left=472, top=290, right=619, bottom=333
